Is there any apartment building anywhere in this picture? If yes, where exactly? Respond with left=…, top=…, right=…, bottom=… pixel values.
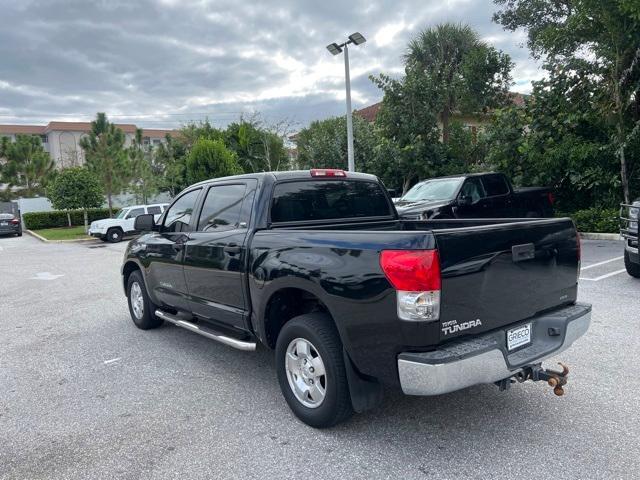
left=0, top=121, right=176, bottom=168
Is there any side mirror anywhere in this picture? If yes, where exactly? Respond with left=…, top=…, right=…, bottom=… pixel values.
left=134, top=214, right=157, bottom=232
left=458, top=195, right=473, bottom=207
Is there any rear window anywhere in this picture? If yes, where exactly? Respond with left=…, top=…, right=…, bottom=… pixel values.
left=147, top=206, right=162, bottom=214
left=271, top=180, right=392, bottom=223
left=482, top=175, right=510, bottom=196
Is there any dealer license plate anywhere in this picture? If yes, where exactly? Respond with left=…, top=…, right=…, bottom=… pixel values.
left=507, top=323, right=531, bottom=351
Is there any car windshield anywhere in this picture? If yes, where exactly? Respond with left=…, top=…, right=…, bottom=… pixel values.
left=116, top=209, right=129, bottom=219
left=401, top=178, right=464, bottom=202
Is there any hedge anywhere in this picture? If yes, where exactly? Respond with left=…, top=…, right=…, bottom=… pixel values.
left=23, top=208, right=120, bottom=230
left=558, top=207, right=620, bottom=233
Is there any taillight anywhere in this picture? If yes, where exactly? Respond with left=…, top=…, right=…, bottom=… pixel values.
left=547, top=192, right=555, bottom=205
left=310, top=168, right=346, bottom=177
left=10, top=218, right=19, bottom=225
left=380, top=250, right=441, bottom=322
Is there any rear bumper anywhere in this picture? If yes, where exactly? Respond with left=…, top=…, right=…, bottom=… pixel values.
left=397, top=303, right=591, bottom=396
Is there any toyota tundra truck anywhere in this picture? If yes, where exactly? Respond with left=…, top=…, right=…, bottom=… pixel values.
left=121, top=169, right=591, bottom=428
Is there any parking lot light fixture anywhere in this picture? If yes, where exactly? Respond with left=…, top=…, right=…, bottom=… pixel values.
left=326, top=32, right=367, bottom=172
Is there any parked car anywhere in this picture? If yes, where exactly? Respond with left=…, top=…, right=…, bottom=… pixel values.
left=0, top=201, right=22, bottom=237
left=121, top=169, right=590, bottom=428
left=621, top=200, right=640, bottom=277
left=395, top=172, right=554, bottom=220
left=88, top=204, right=169, bottom=242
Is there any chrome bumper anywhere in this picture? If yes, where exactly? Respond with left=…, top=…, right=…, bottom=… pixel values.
left=398, top=303, right=591, bottom=396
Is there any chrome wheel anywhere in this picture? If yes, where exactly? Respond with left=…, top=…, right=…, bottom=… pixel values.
left=130, top=281, right=144, bottom=320
left=285, top=338, right=327, bottom=408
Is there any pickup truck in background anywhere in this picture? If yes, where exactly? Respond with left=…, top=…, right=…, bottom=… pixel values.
left=88, top=203, right=169, bottom=242
left=395, top=172, right=554, bottom=220
left=621, top=200, right=640, bottom=277
left=122, top=169, right=590, bottom=428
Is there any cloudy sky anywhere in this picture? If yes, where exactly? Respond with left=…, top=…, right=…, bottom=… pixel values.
left=0, top=0, right=542, bottom=130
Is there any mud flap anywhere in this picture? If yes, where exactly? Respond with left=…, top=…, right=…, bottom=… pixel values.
left=343, top=350, right=383, bottom=413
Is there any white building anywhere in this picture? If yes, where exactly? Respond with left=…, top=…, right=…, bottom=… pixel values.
left=0, top=121, right=176, bottom=168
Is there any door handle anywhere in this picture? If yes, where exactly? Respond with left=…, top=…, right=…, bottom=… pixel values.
left=224, top=244, right=242, bottom=255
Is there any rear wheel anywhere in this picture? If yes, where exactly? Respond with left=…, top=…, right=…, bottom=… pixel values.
left=127, top=270, right=163, bottom=329
left=276, top=313, right=353, bottom=428
left=16, top=230, right=22, bottom=237
left=624, top=250, right=640, bottom=278
left=106, top=228, right=123, bottom=243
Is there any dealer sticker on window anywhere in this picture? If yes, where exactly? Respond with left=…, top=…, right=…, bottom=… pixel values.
left=507, top=323, right=532, bottom=351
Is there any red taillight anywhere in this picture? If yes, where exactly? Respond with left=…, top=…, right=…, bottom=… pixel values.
left=379, top=250, right=441, bottom=291
left=10, top=218, right=19, bottom=225
left=310, top=168, right=346, bottom=178
left=547, top=192, right=555, bottom=205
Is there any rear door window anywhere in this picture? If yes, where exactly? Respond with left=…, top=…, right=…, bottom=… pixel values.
left=147, top=206, right=162, bottom=215
left=482, top=175, right=510, bottom=197
left=271, top=180, right=392, bottom=223
left=197, top=184, right=248, bottom=232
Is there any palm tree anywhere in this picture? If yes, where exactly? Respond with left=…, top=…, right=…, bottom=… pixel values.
left=405, top=23, right=511, bottom=144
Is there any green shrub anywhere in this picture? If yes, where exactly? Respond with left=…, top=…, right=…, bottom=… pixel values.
left=558, top=207, right=619, bottom=233
left=23, top=208, right=120, bottom=230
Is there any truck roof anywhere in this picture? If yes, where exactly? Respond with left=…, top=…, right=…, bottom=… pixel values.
left=191, top=170, right=379, bottom=188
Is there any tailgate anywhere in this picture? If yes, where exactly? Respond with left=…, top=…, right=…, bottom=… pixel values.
left=434, top=218, right=579, bottom=341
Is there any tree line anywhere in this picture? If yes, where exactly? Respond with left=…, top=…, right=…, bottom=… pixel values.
left=0, top=112, right=293, bottom=216
left=297, top=1, right=640, bottom=213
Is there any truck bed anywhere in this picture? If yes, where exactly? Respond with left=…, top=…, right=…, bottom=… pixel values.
left=251, top=217, right=579, bottom=384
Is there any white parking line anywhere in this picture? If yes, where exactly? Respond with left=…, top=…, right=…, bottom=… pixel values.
left=103, top=358, right=121, bottom=365
left=581, top=256, right=624, bottom=271
left=580, top=269, right=627, bottom=281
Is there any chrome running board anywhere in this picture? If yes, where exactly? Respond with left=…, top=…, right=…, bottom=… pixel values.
left=155, top=309, right=256, bottom=351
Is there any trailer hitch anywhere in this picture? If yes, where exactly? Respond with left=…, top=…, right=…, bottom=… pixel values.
left=495, top=362, right=570, bottom=395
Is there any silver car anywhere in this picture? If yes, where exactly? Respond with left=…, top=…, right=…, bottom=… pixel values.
left=0, top=202, right=22, bottom=237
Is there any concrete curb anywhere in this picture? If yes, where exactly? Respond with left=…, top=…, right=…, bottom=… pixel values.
left=579, top=232, right=621, bottom=241
left=25, top=229, right=96, bottom=243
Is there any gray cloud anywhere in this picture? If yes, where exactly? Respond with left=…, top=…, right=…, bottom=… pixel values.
left=0, top=0, right=541, bottom=128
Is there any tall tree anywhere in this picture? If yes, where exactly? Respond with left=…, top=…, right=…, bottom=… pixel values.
left=155, top=134, right=189, bottom=197
left=129, top=128, right=158, bottom=204
left=46, top=167, right=103, bottom=229
left=0, top=134, right=55, bottom=196
left=494, top=0, right=640, bottom=202
left=79, top=113, right=129, bottom=216
left=405, top=22, right=513, bottom=143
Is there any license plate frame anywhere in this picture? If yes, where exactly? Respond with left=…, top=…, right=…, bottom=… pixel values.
left=507, top=323, right=532, bottom=351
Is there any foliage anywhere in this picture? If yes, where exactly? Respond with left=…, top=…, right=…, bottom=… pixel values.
left=295, top=115, right=378, bottom=173
left=46, top=167, right=103, bottom=211
left=559, top=207, right=620, bottom=233
left=404, top=22, right=513, bottom=144
left=129, top=129, right=160, bottom=204
left=225, top=117, right=291, bottom=172
left=154, top=135, right=189, bottom=197
left=23, top=208, right=119, bottom=230
left=185, top=138, right=243, bottom=184
left=493, top=0, right=640, bottom=202
left=0, top=134, right=55, bottom=196
left=80, top=113, right=130, bottom=216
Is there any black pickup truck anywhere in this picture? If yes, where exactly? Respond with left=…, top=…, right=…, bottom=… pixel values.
left=122, top=169, right=590, bottom=428
left=621, top=200, right=640, bottom=277
left=395, top=172, right=554, bottom=220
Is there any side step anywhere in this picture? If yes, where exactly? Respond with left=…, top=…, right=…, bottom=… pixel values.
left=155, top=309, right=257, bottom=351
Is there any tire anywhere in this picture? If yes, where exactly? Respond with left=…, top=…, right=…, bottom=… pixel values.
left=624, top=250, right=640, bottom=278
left=106, top=228, right=123, bottom=243
left=276, top=313, right=353, bottom=428
left=16, top=230, right=22, bottom=237
left=126, top=270, right=163, bottom=330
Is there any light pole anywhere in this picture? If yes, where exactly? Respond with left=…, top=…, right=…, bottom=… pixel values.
left=327, top=32, right=366, bottom=172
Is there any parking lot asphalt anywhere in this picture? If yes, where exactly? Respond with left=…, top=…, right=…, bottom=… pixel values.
left=0, top=235, right=638, bottom=479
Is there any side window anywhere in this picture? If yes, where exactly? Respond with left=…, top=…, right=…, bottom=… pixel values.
left=163, top=189, right=201, bottom=233
left=147, top=206, right=162, bottom=215
left=482, top=175, right=509, bottom=197
left=197, top=184, right=248, bottom=232
left=460, top=178, right=485, bottom=203
left=126, top=208, right=145, bottom=219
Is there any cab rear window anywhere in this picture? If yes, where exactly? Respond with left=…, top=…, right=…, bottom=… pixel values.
left=271, top=180, right=392, bottom=223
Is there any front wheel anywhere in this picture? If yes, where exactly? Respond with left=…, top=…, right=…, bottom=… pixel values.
left=127, top=270, right=163, bottom=329
left=276, top=313, right=353, bottom=428
left=106, top=228, right=123, bottom=243
left=624, top=250, right=640, bottom=278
